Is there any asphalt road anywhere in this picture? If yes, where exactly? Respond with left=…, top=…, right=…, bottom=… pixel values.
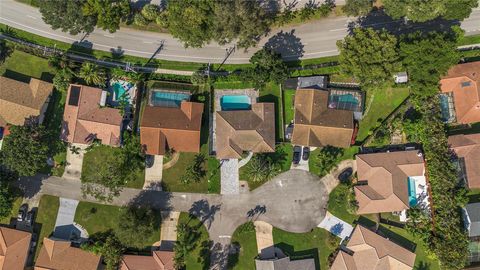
left=0, top=0, right=479, bottom=64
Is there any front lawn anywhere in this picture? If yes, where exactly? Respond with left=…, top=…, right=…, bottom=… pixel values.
left=35, top=195, right=60, bottom=259
left=81, top=145, right=145, bottom=189
left=178, top=212, right=211, bottom=270
left=0, top=187, right=23, bottom=225
left=357, top=87, right=410, bottom=142
left=327, top=183, right=358, bottom=224
left=272, top=227, right=339, bottom=270
left=74, top=201, right=161, bottom=249
left=227, top=222, right=258, bottom=270
left=283, top=89, right=296, bottom=125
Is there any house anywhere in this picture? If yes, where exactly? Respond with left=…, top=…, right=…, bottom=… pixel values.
left=120, top=250, right=174, bottom=270
left=291, top=88, right=354, bottom=148
left=330, top=225, right=416, bottom=270
left=448, top=133, right=480, bottom=189
left=35, top=238, right=102, bottom=270
left=464, top=203, right=480, bottom=241
left=354, top=150, right=428, bottom=216
left=0, top=227, right=32, bottom=270
left=439, top=62, right=480, bottom=124
left=61, top=84, right=123, bottom=146
left=140, top=101, right=203, bottom=156
left=0, top=76, right=53, bottom=127
left=255, top=256, right=315, bottom=270
left=215, top=103, right=275, bottom=159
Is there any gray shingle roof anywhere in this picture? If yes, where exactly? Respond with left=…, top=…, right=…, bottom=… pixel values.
left=466, top=203, right=480, bottom=237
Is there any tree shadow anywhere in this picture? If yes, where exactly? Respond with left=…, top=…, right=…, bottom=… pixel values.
left=110, top=46, right=125, bottom=60
left=127, top=189, right=173, bottom=212
left=264, top=29, right=305, bottom=64
left=188, top=199, right=221, bottom=230
left=348, top=8, right=460, bottom=37
left=377, top=225, right=417, bottom=252
left=67, top=40, right=94, bottom=58
left=415, top=261, right=431, bottom=270
left=2, top=69, right=32, bottom=83
left=15, top=174, right=46, bottom=200
left=274, top=242, right=320, bottom=270
left=246, top=204, right=267, bottom=221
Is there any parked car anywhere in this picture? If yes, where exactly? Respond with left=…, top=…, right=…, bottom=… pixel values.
left=302, top=147, right=310, bottom=161
left=293, top=146, right=302, bottom=164
left=17, top=204, right=28, bottom=222
left=25, top=210, right=35, bottom=227
left=338, top=167, right=353, bottom=183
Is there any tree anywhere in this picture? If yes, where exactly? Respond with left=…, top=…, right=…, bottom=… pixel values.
left=81, top=232, right=124, bottom=270
left=0, top=123, right=49, bottom=176
left=53, top=68, right=73, bottom=91
left=190, top=70, right=207, bottom=85
left=82, top=0, right=131, bottom=33
left=0, top=40, right=12, bottom=63
left=180, top=154, right=206, bottom=184
left=174, top=223, right=198, bottom=270
left=79, top=62, right=106, bottom=87
left=337, top=28, right=400, bottom=87
left=244, top=154, right=280, bottom=183
left=315, top=146, right=344, bottom=177
left=213, top=0, right=273, bottom=49
left=39, top=0, right=96, bottom=35
left=243, top=48, right=289, bottom=88
left=115, top=205, right=158, bottom=249
left=383, top=0, right=478, bottom=22
left=133, top=13, right=148, bottom=26
left=141, top=4, right=161, bottom=21
left=342, top=0, right=373, bottom=17
left=165, top=0, right=215, bottom=48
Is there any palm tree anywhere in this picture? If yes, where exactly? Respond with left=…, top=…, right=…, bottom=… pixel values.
left=173, top=223, right=197, bottom=270
left=244, top=154, right=279, bottom=183
left=79, top=62, right=106, bottom=87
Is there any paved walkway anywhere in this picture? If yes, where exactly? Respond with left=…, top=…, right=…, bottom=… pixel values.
left=321, top=159, right=356, bottom=193
left=317, top=211, right=353, bottom=242
left=63, top=144, right=88, bottom=181
left=254, top=221, right=274, bottom=259
left=144, top=155, right=163, bottom=191
left=220, top=159, right=239, bottom=195
left=238, top=152, right=253, bottom=168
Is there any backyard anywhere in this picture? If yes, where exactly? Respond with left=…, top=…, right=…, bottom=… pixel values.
left=74, top=201, right=161, bottom=250
left=34, top=195, right=60, bottom=259
left=273, top=227, right=340, bottom=270
left=178, top=212, right=211, bottom=270
left=227, top=222, right=258, bottom=270
left=283, top=89, right=296, bottom=125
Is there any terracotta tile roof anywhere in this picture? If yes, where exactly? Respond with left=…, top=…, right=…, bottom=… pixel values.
left=61, top=84, right=122, bottom=146
left=354, top=150, right=425, bottom=214
left=449, top=133, right=480, bottom=189
left=291, top=88, right=353, bottom=148
left=215, top=103, right=275, bottom=159
left=0, top=76, right=53, bottom=126
left=140, top=101, right=203, bottom=155
left=0, top=227, right=31, bottom=270
left=331, top=225, right=416, bottom=270
left=120, top=251, right=174, bottom=270
left=35, top=238, right=101, bottom=270
left=440, top=62, right=480, bottom=124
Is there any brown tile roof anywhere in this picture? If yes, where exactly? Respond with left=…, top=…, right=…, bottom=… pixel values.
left=331, top=225, right=416, bottom=270
left=120, top=251, right=174, bottom=270
left=440, top=62, right=480, bottom=124
left=61, top=84, right=123, bottom=146
left=140, top=101, right=204, bottom=155
left=354, top=150, right=425, bottom=214
left=0, top=227, right=31, bottom=270
left=35, top=238, right=101, bottom=270
left=449, top=133, right=480, bottom=189
left=291, top=88, right=353, bottom=148
left=215, top=103, right=275, bottom=159
left=0, top=76, right=53, bottom=126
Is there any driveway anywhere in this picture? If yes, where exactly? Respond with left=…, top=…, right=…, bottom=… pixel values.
left=159, top=211, right=180, bottom=250
left=53, top=198, right=79, bottom=239
left=220, top=159, right=239, bottom=195
left=254, top=221, right=274, bottom=259
left=144, top=155, right=163, bottom=191
left=63, top=143, right=88, bottom=181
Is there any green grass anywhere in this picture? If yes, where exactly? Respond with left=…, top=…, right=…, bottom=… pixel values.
left=283, top=89, right=296, bottom=125
left=213, top=81, right=254, bottom=89
left=0, top=50, right=55, bottom=82
left=0, top=187, right=24, bottom=225
left=74, top=201, right=161, bottom=250
left=357, top=87, right=410, bottom=142
left=468, top=189, right=480, bottom=203
left=273, top=227, right=339, bottom=270
left=458, top=34, right=480, bottom=46
left=227, top=223, right=258, bottom=270
left=35, top=195, right=60, bottom=259
left=309, top=146, right=359, bottom=177
left=327, top=184, right=358, bottom=224
left=239, top=143, right=293, bottom=190
left=259, top=82, right=284, bottom=141
left=82, top=145, right=145, bottom=189
left=178, top=212, right=211, bottom=270
left=14, top=0, right=40, bottom=6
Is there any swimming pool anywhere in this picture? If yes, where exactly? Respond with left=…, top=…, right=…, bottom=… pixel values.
left=408, top=177, right=417, bottom=207
left=151, top=90, right=191, bottom=108
left=221, top=95, right=251, bottom=110
left=112, top=81, right=132, bottom=101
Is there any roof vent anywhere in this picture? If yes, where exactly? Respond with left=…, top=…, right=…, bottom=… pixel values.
left=417, top=152, right=423, bottom=157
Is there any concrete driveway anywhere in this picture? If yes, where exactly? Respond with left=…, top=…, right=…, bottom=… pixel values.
left=144, top=155, right=163, bottom=191
left=254, top=221, right=274, bottom=259
left=53, top=198, right=79, bottom=239
left=220, top=159, right=239, bottom=195
left=159, top=211, right=180, bottom=250
left=63, top=143, right=88, bottom=181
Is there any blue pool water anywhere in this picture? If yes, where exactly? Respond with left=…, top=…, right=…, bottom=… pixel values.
left=408, top=177, right=417, bottom=207
left=112, top=82, right=131, bottom=100
left=151, top=91, right=190, bottom=108
left=221, top=95, right=251, bottom=110
left=439, top=94, right=452, bottom=122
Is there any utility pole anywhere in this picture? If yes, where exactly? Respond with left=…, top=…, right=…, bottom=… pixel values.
left=216, top=45, right=236, bottom=71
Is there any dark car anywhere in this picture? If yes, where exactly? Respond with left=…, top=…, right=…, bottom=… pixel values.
left=17, top=204, right=28, bottom=222
left=293, top=146, right=302, bottom=164
left=338, top=167, right=353, bottom=183
left=25, top=210, right=35, bottom=227
left=145, top=155, right=154, bottom=168
left=302, top=147, right=310, bottom=161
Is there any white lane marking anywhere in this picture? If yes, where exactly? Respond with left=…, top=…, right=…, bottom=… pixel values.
left=219, top=235, right=231, bottom=238
left=329, top=27, right=348, bottom=32
left=27, top=15, right=37, bottom=20
left=142, top=41, right=154, bottom=44
left=103, top=34, right=115, bottom=38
